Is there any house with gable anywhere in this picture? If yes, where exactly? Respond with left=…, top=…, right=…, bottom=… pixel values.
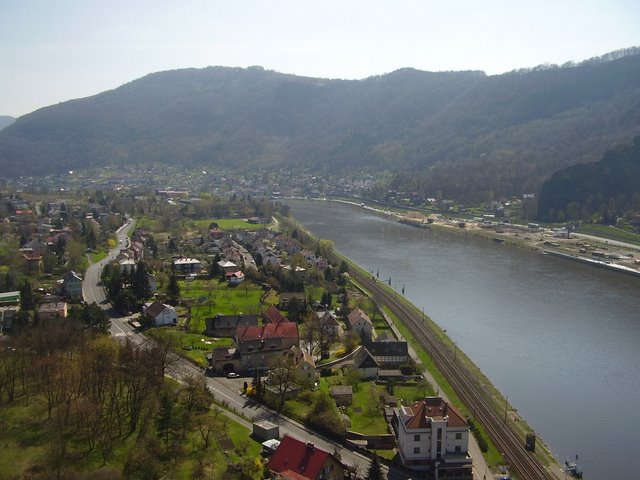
left=204, top=313, right=258, bottom=338
left=235, top=322, right=300, bottom=374
left=392, top=396, right=473, bottom=478
left=363, top=341, right=409, bottom=368
left=226, top=270, right=245, bottom=285
left=267, top=435, right=344, bottom=480
left=264, top=305, right=289, bottom=325
left=286, top=345, right=316, bottom=384
left=300, top=249, right=317, bottom=265
left=173, top=257, right=202, bottom=275
left=347, top=308, right=373, bottom=341
left=143, top=301, right=177, bottom=326
left=62, top=271, right=83, bottom=299
left=22, top=250, right=43, bottom=273
left=315, top=310, right=341, bottom=338
left=351, top=346, right=380, bottom=379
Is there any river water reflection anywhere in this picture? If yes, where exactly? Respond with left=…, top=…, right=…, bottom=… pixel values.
left=285, top=199, right=640, bottom=480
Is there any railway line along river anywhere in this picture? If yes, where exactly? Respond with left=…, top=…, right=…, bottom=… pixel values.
left=285, top=198, right=640, bottom=480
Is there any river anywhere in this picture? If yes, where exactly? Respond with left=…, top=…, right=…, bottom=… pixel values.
left=285, top=199, right=640, bottom=480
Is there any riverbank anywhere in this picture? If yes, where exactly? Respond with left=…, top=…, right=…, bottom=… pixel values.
left=294, top=196, right=640, bottom=280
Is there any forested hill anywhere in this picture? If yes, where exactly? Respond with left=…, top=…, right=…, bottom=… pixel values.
left=1, top=48, right=640, bottom=200
left=537, top=136, right=640, bottom=223
left=0, top=116, right=14, bottom=131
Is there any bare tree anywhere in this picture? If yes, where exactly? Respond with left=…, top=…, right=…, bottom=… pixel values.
left=268, top=354, right=297, bottom=412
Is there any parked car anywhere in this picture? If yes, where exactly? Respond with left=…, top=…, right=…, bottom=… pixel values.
left=226, top=372, right=240, bottom=378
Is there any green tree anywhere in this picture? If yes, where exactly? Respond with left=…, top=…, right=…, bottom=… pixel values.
left=19, top=280, right=35, bottom=310
left=366, top=452, right=385, bottom=480
left=133, top=261, right=152, bottom=302
left=167, top=272, right=180, bottom=305
left=86, top=227, right=97, bottom=251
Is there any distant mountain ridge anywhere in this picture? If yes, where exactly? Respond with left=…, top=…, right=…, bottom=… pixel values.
left=1, top=47, right=640, bottom=201
left=0, top=116, right=14, bottom=131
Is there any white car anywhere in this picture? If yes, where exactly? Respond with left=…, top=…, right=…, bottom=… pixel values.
left=226, top=372, right=240, bottom=378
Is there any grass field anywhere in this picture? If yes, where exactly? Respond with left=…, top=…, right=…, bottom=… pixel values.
left=146, top=327, right=234, bottom=367
left=576, top=223, right=640, bottom=246
left=188, top=218, right=270, bottom=231
left=347, top=382, right=388, bottom=435
left=179, top=279, right=265, bottom=333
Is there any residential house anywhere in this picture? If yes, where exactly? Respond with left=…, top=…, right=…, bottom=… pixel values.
left=21, top=239, right=48, bottom=256
left=208, top=347, right=241, bottom=375
left=330, top=385, right=353, bottom=406
left=315, top=310, right=341, bottom=338
left=347, top=308, right=373, bottom=341
left=22, top=250, right=43, bottom=273
left=226, top=270, right=245, bottom=285
left=143, top=301, right=177, bottom=326
left=392, top=397, right=472, bottom=478
left=268, top=435, right=344, bottom=480
left=204, top=314, right=258, bottom=337
left=235, top=322, right=300, bottom=374
left=264, top=305, right=289, bottom=325
left=0, top=291, right=20, bottom=332
left=351, top=346, right=379, bottom=379
left=62, top=271, right=83, bottom=299
left=363, top=341, right=409, bottom=368
left=300, top=249, right=316, bottom=265
left=217, top=260, right=238, bottom=273
left=119, top=258, right=136, bottom=274
left=287, top=346, right=316, bottom=384
left=38, top=302, right=68, bottom=320
left=173, top=257, right=202, bottom=275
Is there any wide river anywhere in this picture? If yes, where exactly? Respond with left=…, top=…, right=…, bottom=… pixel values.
left=285, top=199, right=640, bottom=480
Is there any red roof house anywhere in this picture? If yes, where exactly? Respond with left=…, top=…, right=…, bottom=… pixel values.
left=264, top=305, right=290, bottom=324
left=267, top=435, right=343, bottom=480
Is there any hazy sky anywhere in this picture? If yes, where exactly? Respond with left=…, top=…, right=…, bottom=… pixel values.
left=1, top=0, right=639, bottom=117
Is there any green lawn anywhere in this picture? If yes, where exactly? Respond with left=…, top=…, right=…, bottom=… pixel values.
left=189, top=218, right=270, bottom=231
left=346, top=382, right=389, bottom=435
left=146, top=327, right=234, bottom=367
left=394, top=382, right=435, bottom=403
left=87, top=249, right=108, bottom=264
left=179, top=279, right=264, bottom=333
left=576, top=223, right=640, bottom=246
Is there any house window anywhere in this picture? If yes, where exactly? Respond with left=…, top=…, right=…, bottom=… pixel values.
left=413, top=447, right=420, bottom=454
left=455, top=445, right=462, bottom=453
left=414, top=434, right=420, bottom=441
left=455, top=433, right=462, bottom=440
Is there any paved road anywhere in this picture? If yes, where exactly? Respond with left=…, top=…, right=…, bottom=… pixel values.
left=82, top=217, right=410, bottom=479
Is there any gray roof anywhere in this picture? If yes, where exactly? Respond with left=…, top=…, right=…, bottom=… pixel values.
left=363, top=341, right=408, bottom=357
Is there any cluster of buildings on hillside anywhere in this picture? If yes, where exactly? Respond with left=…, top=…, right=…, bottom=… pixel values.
left=205, top=301, right=472, bottom=478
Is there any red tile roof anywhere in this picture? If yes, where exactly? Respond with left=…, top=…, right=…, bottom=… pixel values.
left=237, top=321, right=299, bottom=341
left=268, top=435, right=331, bottom=480
left=404, top=397, right=467, bottom=430
left=264, top=305, right=290, bottom=324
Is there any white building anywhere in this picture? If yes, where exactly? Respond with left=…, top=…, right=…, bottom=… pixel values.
left=347, top=308, right=373, bottom=340
left=393, top=397, right=472, bottom=478
left=144, top=301, right=177, bottom=326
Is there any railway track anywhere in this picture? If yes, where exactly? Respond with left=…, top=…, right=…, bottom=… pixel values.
left=350, top=267, right=555, bottom=480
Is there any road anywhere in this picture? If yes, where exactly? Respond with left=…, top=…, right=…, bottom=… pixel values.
left=82, top=218, right=407, bottom=479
